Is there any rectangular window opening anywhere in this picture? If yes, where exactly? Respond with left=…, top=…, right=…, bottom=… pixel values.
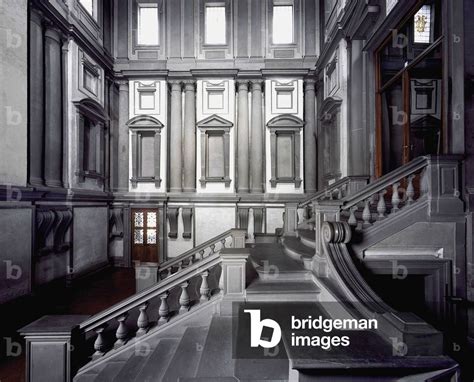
left=138, top=4, right=159, bottom=46
left=273, top=5, right=294, bottom=44
left=205, top=5, right=226, bottom=45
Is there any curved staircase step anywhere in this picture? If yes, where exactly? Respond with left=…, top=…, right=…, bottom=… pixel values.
left=297, top=229, right=315, bottom=249
left=247, top=280, right=320, bottom=302
left=281, top=236, right=314, bottom=261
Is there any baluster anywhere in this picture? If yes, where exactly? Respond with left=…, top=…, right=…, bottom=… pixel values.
left=210, top=244, right=216, bottom=254
left=114, top=313, right=129, bottom=348
left=221, top=238, right=227, bottom=248
left=341, top=184, right=348, bottom=198
left=166, top=267, right=172, bottom=278
left=348, top=206, right=358, bottom=227
left=178, top=261, right=183, bottom=271
left=198, top=249, right=205, bottom=260
left=136, top=302, right=150, bottom=336
left=377, top=190, right=387, bottom=219
left=406, top=175, right=415, bottom=205
left=179, top=281, right=190, bottom=312
left=92, top=325, right=108, bottom=359
left=200, top=271, right=210, bottom=301
left=391, top=182, right=401, bottom=213
left=158, top=292, right=170, bottom=324
left=362, top=199, right=371, bottom=227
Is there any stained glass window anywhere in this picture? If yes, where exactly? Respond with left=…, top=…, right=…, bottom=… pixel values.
left=413, top=5, right=432, bottom=44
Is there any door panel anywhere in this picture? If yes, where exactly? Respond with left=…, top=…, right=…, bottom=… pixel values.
left=131, top=208, right=159, bottom=264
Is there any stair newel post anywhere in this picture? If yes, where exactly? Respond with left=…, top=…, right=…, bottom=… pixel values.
left=114, top=313, right=129, bottom=348
left=406, top=174, right=415, bottom=205
left=136, top=302, right=150, bottom=336
left=158, top=292, right=170, bottom=324
left=391, top=182, right=401, bottom=213
left=348, top=206, right=358, bottom=226
left=93, top=325, right=108, bottom=358
left=200, top=270, right=210, bottom=301
left=362, top=199, right=371, bottom=227
left=377, top=190, right=387, bottom=219
left=179, top=281, right=191, bottom=312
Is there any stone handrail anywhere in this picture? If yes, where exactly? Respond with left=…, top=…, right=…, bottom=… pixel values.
left=158, top=228, right=246, bottom=279
left=298, top=175, right=369, bottom=208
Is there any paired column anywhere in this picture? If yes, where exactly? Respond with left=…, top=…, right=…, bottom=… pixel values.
left=304, top=78, right=317, bottom=193
left=250, top=80, right=264, bottom=193
left=117, top=81, right=129, bottom=191
left=29, top=9, right=44, bottom=186
left=237, top=81, right=249, bottom=193
left=44, top=25, right=63, bottom=188
left=169, top=81, right=183, bottom=192
left=183, top=80, right=196, bottom=192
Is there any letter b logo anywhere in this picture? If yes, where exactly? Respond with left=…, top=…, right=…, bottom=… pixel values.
left=244, top=309, right=281, bottom=348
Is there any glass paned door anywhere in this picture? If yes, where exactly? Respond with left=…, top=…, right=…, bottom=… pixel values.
left=131, top=208, right=159, bottom=264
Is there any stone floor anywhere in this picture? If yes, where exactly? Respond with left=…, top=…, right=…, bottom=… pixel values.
left=0, top=267, right=136, bottom=382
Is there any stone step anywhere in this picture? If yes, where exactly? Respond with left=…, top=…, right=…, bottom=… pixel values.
left=297, top=229, right=315, bottom=249
left=246, top=280, right=320, bottom=302
left=112, top=341, right=156, bottom=382
left=161, top=325, right=209, bottom=381
left=281, top=236, right=314, bottom=269
left=93, top=361, right=126, bottom=382
left=195, top=316, right=234, bottom=378
left=133, top=338, right=180, bottom=382
left=234, top=358, right=289, bottom=381
left=179, top=378, right=238, bottom=381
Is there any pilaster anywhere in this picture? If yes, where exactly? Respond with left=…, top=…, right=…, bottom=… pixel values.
left=237, top=80, right=250, bottom=193
left=169, top=81, right=183, bottom=192
left=183, top=80, right=196, bottom=192
left=304, top=78, right=317, bottom=193
left=250, top=80, right=264, bottom=193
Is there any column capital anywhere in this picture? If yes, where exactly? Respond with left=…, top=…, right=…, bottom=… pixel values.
left=183, top=80, right=196, bottom=91
left=44, top=23, right=62, bottom=42
left=304, top=78, right=317, bottom=92
left=236, top=80, right=249, bottom=91
left=169, top=80, right=183, bottom=91
left=117, top=80, right=129, bottom=92
left=30, top=7, right=43, bottom=26
left=250, top=79, right=264, bottom=91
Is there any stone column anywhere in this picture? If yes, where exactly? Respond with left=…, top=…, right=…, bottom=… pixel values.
left=117, top=81, right=129, bottom=192
left=169, top=81, right=183, bottom=192
left=29, top=9, right=44, bottom=187
left=44, top=25, right=63, bottom=188
left=183, top=80, right=196, bottom=192
left=237, top=81, right=250, bottom=193
left=304, top=78, right=317, bottom=193
left=250, top=80, right=264, bottom=193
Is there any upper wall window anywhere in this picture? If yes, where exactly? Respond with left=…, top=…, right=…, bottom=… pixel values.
left=273, top=3, right=294, bottom=44
left=79, top=0, right=97, bottom=20
left=205, top=4, right=226, bottom=45
left=138, top=3, right=159, bottom=46
left=413, top=4, right=432, bottom=44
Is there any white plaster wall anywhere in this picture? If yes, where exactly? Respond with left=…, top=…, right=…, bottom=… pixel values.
left=194, top=205, right=236, bottom=245
left=128, top=79, right=168, bottom=193
left=196, top=79, right=236, bottom=194
left=266, top=206, right=285, bottom=234
left=264, top=78, right=304, bottom=194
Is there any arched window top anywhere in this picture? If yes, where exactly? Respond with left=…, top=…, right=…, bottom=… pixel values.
left=73, top=98, right=108, bottom=123
left=126, top=115, right=164, bottom=129
left=267, top=114, right=304, bottom=128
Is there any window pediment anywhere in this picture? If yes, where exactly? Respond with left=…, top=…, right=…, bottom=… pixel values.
left=73, top=98, right=108, bottom=123
left=197, top=114, right=233, bottom=129
left=267, top=114, right=304, bottom=129
left=127, top=115, right=164, bottom=129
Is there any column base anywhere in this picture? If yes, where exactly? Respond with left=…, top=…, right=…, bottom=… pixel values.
left=44, top=179, right=63, bottom=188
left=250, top=188, right=264, bottom=193
left=305, top=189, right=318, bottom=194
left=237, top=188, right=250, bottom=193
left=182, top=187, right=196, bottom=193
left=169, top=187, right=183, bottom=193
left=29, top=177, right=44, bottom=187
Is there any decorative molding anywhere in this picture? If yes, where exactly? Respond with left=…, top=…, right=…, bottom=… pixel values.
left=238, top=208, right=249, bottom=231
left=253, top=208, right=264, bottom=234
left=181, top=208, right=193, bottom=239
left=36, top=208, right=73, bottom=255
left=109, top=208, right=124, bottom=239
left=167, top=207, right=179, bottom=239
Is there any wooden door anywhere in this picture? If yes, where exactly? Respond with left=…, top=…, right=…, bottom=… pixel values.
left=131, top=208, right=159, bottom=264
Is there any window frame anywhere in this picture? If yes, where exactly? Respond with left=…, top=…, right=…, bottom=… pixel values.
left=204, top=3, right=227, bottom=46
left=137, top=2, right=160, bottom=46
left=78, top=0, right=98, bottom=21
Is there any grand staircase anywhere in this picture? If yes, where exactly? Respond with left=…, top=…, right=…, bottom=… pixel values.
left=20, top=156, right=466, bottom=381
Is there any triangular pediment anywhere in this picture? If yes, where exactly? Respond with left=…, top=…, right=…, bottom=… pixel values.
left=267, top=114, right=304, bottom=128
left=197, top=114, right=233, bottom=128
